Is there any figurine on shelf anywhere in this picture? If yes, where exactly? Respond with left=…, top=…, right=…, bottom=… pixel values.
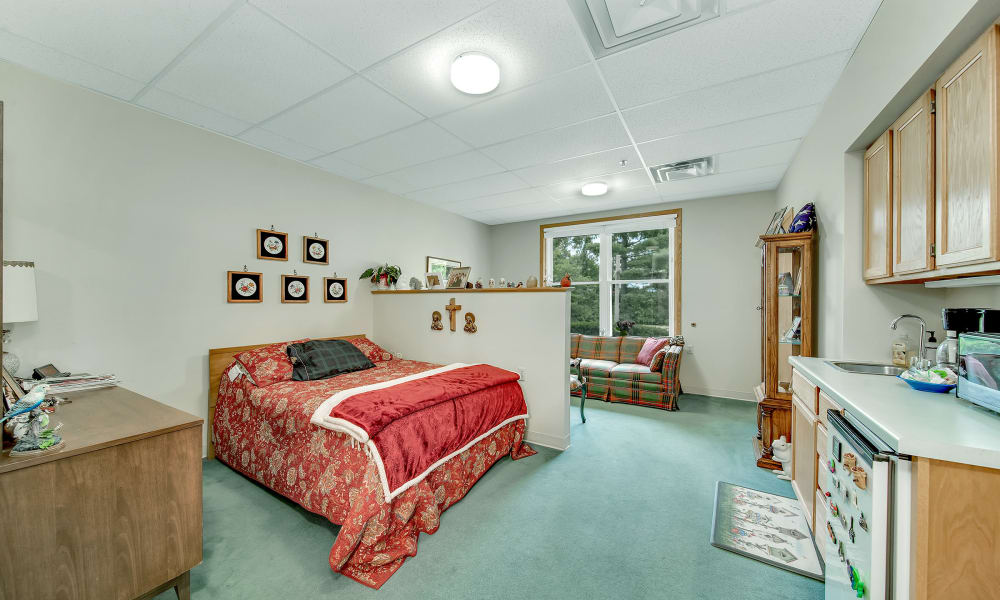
left=560, top=273, right=572, bottom=287
left=431, top=311, right=444, bottom=331
left=499, top=278, right=507, bottom=288
left=488, top=278, right=495, bottom=288
left=1, top=384, right=64, bottom=455
left=516, top=281, right=523, bottom=288
left=475, top=278, right=483, bottom=289
left=464, top=312, right=477, bottom=333
left=771, top=436, right=792, bottom=480
left=526, top=275, right=538, bottom=288
left=408, top=276, right=422, bottom=290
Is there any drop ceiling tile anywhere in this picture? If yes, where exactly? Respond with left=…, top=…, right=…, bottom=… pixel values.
left=365, top=0, right=592, bottom=116
left=137, top=88, right=252, bottom=135
left=330, top=120, right=471, bottom=173
left=408, top=172, right=529, bottom=205
left=260, top=76, right=423, bottom=153
left=0, top=31, right=145, bottom=99
left=464, top=197, right=563, bottom=222
left=725, top=0, right=775, bottom=13
left=513, top=146, right=640, bottom=186
left=623, top=52, right=847, bottom=143
left=598, top=0, right=880, bottom=108
left=0, top=0, right=234, bottom=82
left=361, top=174, right=414, bottom=195
left=717, top=140, right=799, bottom=173
left=250, top=0, right=496, bottom=71
left=445, top=188, right=551, bottom=212
left=386, top=151, right=506, bottom=191
left=155, top=4, right=352, bottom=123
left=554, top=184, right=660, bottom=211
left=309, top=154, right=378, bottom=180
left=544, top=169, right=651, bottom=200
left=638, top=105, right=819, bottom=166
left=481, top=115, right=632, bottom=170
left=654, top=164, right=787, bottom=196
left=238, top=127, right=325, bottom=161
left=658, top=178, right=780, bottom=202
left=435, top=65, right=615, bottom=147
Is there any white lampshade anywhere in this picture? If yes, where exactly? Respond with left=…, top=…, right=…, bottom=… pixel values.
left=3, top=261, right=38, bottom=323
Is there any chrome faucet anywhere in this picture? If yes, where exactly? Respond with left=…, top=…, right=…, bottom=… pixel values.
left=889, top=314, right=927, bottom=361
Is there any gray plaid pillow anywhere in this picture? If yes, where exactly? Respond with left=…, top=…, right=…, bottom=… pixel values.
left=287, top=340, right=374, bottom=381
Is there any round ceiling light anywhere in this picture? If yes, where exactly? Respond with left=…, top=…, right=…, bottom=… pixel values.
left=451, top=52, right=500, bottom=95
left=581, top=182, right=609, bottom=197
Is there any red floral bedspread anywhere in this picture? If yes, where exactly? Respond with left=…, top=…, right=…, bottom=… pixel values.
left=212, top=359, right=535, bottom=589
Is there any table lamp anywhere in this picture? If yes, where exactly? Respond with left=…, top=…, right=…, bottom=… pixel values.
left=2, top=261, right=38, bottom=375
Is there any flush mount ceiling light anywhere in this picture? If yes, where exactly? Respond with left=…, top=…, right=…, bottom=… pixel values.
left=450, top=52, right=500, bottom=95
left=581, top=182, right=609, bottom=196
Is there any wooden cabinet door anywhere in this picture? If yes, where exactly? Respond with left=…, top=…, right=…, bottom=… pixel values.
left=892, top=89, right=936, bottom=275
left=790, top=393, right=816, bottom=528
left=935, top=25, right=999, bottom=267
left=864, top=130, right=893, bottom=279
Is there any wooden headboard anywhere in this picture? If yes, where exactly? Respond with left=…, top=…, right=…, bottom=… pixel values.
left=206, top=334, right=366, bottom=459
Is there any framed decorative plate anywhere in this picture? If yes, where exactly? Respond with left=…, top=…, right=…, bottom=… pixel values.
left=257, top=228, right=288, bottom=261
left=324, top=277, right=347, bottom=303
left=227, top=271, right=262, bottom=303
left=281, top=274, right=309, bottom=303
left=303, top=236, right=329, bottom=265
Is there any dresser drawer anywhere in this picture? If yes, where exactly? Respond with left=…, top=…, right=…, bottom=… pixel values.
left=818, top=390, right=843, bottom=428
left=791, top=370, right=819, bottom=413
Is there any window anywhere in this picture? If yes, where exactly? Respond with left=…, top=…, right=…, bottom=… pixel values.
left=542, top=211, right=680, bottom=337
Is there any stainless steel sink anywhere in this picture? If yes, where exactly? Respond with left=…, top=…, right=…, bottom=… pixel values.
left=827, top=361, right=904, bottom=376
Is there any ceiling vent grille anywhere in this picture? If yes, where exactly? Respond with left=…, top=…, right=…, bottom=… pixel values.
left=649, top=156, right=715, bottom=183
left=568, top=0, right=720, bottom=58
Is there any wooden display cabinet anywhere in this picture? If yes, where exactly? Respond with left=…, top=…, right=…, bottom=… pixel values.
left=753, top=231, right=816, bottom=470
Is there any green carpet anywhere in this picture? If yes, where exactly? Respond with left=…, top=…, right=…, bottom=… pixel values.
left=158, top=395, right=823, bottom=600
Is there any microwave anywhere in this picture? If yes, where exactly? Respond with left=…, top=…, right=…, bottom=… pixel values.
left=957, top=332, right=1000, bottom=413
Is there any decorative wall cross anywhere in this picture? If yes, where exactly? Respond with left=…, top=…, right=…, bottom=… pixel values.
left=445, top=297, right=462, bottom=332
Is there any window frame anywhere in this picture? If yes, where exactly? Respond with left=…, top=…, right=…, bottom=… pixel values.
left=540, top=209, right=682, bottom=336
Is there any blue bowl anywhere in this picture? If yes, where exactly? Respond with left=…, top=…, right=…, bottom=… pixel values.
left=897, top=375, right=956, bottom=394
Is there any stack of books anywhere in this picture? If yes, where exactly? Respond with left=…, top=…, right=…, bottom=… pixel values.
left=22, top=374, right=120, bottom=394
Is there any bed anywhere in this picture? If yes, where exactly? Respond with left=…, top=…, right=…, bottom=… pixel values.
left=207, top=335, right=535, bottom=589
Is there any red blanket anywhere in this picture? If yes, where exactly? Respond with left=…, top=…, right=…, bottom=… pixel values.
left=313, top=364, right=528, bottom=500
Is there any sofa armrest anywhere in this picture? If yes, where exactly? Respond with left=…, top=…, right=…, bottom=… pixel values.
left=661, top=345, right=683, bottom=389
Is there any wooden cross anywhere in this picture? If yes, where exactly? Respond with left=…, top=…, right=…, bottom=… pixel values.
left=445, top=297, right=462, bottom=332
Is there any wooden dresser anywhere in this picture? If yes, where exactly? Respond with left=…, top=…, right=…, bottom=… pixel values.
left=0, top=387, right=203, bottom=600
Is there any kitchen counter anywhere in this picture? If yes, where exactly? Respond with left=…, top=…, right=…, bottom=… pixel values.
left=790, top=356, right=1000, bottom=469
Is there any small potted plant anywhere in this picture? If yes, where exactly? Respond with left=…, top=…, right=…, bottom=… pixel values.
left=615, top=319, right=635, bottom=337
left=360, top=263, right=402, bottom=290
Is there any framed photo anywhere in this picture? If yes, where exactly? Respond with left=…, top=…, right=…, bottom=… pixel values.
left=2, top=366, right=23, bottom=410
left=324, top=277, right=348, bottom=303
left=257, top=228, right=288, bottom=261
left=446, top=266, right=471, bottom=289
left=281, top=274, right=309, bottom=303
left=227, top=271, right=262, bottom=303
left=426, top=256, right=460, bottom=280
left=302, top=236, right=329, bottom=265
left=756, top=208, right=787, bottom=247
left=425, top=272, right=442, bottom=289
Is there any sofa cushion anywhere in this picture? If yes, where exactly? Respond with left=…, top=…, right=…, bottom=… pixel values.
left=611, top=363, right=662, bottom=384
left=577, top=335, right=621, bottom=361
left=575, top=358, right=617, bottom=380
left=618, top=336, right=647, bottom=364
left=637, top=337, right=670, bottom=365
left=570, top=333, right=582, bottom=358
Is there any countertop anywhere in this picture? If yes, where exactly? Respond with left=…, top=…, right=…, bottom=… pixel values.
left=789, top=356, right=1000, bottom=469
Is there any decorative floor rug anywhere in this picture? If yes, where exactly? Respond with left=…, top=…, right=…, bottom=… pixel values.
left=710, top=481, right=824, bottom=581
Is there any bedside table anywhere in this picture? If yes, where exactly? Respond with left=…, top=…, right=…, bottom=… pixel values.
left=0, top=386, right=203, bottom=600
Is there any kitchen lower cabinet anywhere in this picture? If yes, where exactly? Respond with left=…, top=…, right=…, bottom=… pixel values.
left=790, top=392, right=817, bottom=529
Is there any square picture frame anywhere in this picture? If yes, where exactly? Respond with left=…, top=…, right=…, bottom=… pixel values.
left=302, top=235, right=329, bottom=265
left=446, top=266, right=471, bottom=289
left=227, top=271, right=262, bottom=303
left=324, top=277, right=348, bottom=303
left=425, top=272, right=442, bottom=289
left=426, top=256, right=460, bottom=280
left=257, top=228, right=288, bottom=261
left=281, top=274, right=309, bottom=303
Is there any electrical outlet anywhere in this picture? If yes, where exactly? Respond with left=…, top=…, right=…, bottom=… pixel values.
left=686, top=346, right=694, bottom=355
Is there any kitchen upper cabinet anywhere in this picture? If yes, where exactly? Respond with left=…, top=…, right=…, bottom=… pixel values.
left=864, top=130, right=893, bottom=280
left=935, top=24, right=999, bottom=267
left=892, top=89, right=936, bottom=275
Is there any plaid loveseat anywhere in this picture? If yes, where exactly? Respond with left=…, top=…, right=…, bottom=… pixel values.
left=569, top=334, right=685, bottom=411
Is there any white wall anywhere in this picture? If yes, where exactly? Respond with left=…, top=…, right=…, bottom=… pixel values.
left=776, top=0, right=1000, bottom=361
left=489, top=191, right=777, bottom=401
left=372, top=291, right=571, bottom=449
left=0, top=62, right=492, bottom=442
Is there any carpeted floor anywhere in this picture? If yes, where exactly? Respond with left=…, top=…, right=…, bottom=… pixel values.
left=158, top=395, right=823, bottom=600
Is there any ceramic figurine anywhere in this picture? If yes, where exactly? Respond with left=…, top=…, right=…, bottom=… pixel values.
left=526, top=276, right=538, bottom=288
left=499, top=278, right=506, bottom=288
left=2, top=384, right=63, bottom=455
left=516, top=281, right=523, bottom=288
left=488, top=278, right=495, bottom=288
left=475, top=278, right=483, bottom=289
left=771, top=436, right=792, bottom=480
left=507, top=281, right=515, bottom=288
left=464, top=313, right=477, bottom=333
left=560, top=273, right=572, bottom=287
left=408, top=276, right=422, bottom=290
left=431, top=311, right=444, bottom=331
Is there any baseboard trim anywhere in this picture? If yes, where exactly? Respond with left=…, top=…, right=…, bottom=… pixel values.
left=683, top=386, right=756, bottom=402
left=525, top=430, right=569, bottom=451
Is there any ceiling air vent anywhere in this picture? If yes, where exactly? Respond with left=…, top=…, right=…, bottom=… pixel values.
left=568, top=0, right=720, bottom=58
left=649, top=156, right=715, bottom=183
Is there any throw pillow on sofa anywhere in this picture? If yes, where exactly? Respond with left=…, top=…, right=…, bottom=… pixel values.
left=637, top=337, right=671, bottom=366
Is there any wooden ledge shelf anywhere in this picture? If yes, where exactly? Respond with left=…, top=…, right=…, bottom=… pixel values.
left=372, top=287, right=570, bottom=294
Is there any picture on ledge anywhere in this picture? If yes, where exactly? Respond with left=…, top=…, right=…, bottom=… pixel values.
left=302, top=236, right=329, bottom=265
left=281, top=274, right=309, bottom=303
left=257, top=228, right=288, bottom=261
left=446, top=266, right=471, bottom=289
left=427, top=256, right=460, bottom=280
left=425, top=273, right=442, bottom=289
left=228, top=271, right=262, bottom=303
left=324, top=277, right=348, bottom=303
left=756, top=208, right=787, bottom=247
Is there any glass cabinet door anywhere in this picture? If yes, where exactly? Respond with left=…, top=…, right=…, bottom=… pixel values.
left=773, top=245, right=803, bottom=396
